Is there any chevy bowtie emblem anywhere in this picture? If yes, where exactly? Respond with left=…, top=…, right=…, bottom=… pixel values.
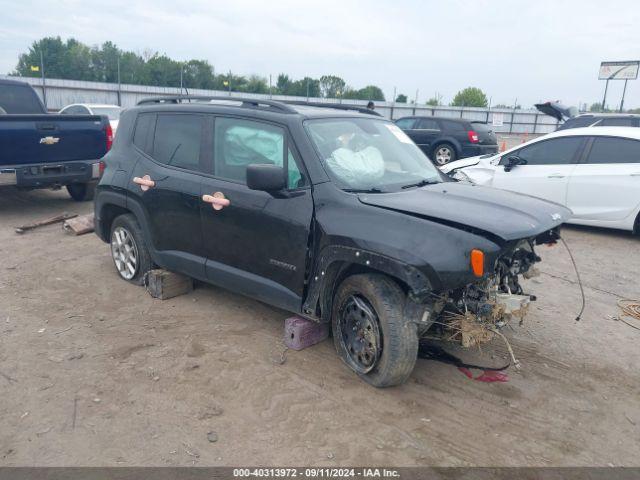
left=39, top=136, right=60, bottom=145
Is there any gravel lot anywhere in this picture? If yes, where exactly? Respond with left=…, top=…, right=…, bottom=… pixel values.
left=0, top=187, right=638, bottom=467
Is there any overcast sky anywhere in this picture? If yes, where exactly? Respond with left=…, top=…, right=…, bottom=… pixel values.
left=1, top=0, right=639, bottom=109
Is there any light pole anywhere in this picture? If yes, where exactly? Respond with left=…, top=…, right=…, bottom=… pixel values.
left=39, top=49, right=47, bottom=109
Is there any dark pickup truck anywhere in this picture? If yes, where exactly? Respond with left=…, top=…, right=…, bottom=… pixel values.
left=0, top=78, right=112, bottom=200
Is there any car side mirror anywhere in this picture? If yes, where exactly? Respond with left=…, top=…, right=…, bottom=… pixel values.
left=246, top=164, right=286, bottom=192
left=504, top=156, right=527, bottom=172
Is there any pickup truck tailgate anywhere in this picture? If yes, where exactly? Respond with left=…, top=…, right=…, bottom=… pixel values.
left=0, top=115, right=108, bottom=166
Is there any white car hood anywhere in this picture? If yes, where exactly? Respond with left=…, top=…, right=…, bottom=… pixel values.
left=439, top=155, right=484, bottom=174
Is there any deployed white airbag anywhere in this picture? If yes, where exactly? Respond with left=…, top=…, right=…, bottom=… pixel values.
left=326, top=147, right=385, bottom=186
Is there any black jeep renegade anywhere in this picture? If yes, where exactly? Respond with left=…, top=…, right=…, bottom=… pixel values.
left=95, top=96, right=570, bottom=387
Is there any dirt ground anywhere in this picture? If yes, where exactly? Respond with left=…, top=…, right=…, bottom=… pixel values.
left=0, top=187, right=639, bottom=467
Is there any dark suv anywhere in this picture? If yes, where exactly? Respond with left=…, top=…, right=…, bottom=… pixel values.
left=95, top=96, right=569, bottom=387
left=395, top=116, right=498, bottom=165
left=557, top=114, right=640, bottom=130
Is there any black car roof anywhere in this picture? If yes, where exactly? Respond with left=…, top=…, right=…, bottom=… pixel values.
left=397, top=116, right=473, bottom=123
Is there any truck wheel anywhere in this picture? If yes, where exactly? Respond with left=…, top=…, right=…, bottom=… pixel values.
left=110, top=214, right=152, bottom=285
left=432, top=143, right=456, bottom=165
left=67, top=183, right=96, bottom=201
left=332, top=274, right=418, bottom=387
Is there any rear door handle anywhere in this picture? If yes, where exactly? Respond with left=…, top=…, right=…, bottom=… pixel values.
left=133, top=175, right=155, bottom=191
left=547, top=174, right=565, bottom=178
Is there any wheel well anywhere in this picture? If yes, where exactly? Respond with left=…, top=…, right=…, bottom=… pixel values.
left=432, top=140, right=456, bottom=154
left=634, top=211, right=640, bottom=235
left=99, top=204, right=131, bottom=240
left=318, top=261, right=410, bottom=322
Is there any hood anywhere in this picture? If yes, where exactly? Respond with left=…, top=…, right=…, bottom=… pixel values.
left=534, top=101, right=578, bottom=121
left=358, top=182, right=571, bottom=242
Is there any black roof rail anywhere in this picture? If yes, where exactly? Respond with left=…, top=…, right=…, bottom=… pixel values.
left=284, top=100, right=383, bottom=116
left=136, top=95, right=297, bottom=114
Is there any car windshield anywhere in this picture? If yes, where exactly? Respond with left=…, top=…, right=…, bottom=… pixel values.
left=305, top=117, right=443, bottom=192
left=92, top=107, right=121, bottom=121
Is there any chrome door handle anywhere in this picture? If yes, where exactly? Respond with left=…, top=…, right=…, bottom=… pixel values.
left=202, top=192, right=230, bottom=211
left=133, top=175, right=155, bottom=191
left=630, top=173, right=640, bottom=177
left=547, top=174, right=565, bottom=178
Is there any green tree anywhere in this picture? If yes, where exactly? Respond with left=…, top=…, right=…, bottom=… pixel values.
left=425, top=97, right=440, bottom=106
left=451, top=87, right=488, bottom=107
left=395, top=93, right=408, bottom=103
left=319, top=75, right=346, bottom=98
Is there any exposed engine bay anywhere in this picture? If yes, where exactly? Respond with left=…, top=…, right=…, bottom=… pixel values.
left=425, top=230, right=560, bottom=350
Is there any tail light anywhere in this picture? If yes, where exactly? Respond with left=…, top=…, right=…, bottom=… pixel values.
left=467, top=130, right=479, bottom=143
left=105, top=123, right=113, bottom=151
left=99, top=160, right=105, bottom=177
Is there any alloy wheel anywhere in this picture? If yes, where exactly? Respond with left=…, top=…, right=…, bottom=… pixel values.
left=435, top=146, right=452, bottom=165
left=111, top=226, right=139, bottom=280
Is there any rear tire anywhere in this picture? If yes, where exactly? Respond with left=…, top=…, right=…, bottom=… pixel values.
left=432, top=143, right=456, bottom=166
left=332, top=274, right=418, bottom=387
left=110, top=214, right=152, bottom=285
left=67, top=183, right=96, bottom=201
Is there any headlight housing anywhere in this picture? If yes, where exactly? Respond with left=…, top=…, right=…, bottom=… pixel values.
left=451, top=169, right=474, bottom=184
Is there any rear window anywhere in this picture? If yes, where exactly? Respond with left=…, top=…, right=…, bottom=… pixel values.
left=558, top=117, right=597, bottom=130
left=440, top=120, right=465, bottom=132
left=0, top=84, right=45, bottom=114
left=133, top=113, right=155, bottom=154
left=151, top=114, right=203, bottom=172
left=598, top=118, right=635, bottom=127
left=470, top=122, right=492, bottom=133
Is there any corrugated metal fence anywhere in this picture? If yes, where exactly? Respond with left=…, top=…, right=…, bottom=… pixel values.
left=2, top=75, right=559, bottom=134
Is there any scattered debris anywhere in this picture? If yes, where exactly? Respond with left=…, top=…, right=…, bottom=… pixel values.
left=37, top=328, right=46, bottom=333
left=327, top=452, right=335, bottom=459
left=93, top=397, right=101, bottom=403
left=54, top=326, right=73, bottom=335
left=284, top=316, right=329, bottom=351
left=15, top=213, right=77, bottom=234
left=62, top=213, right=95, bottom=235
left=198, top=406, right=224, bottom=420
left=625, top=414, right=636, bottom=426
left=0, top=370, right=17, bottom=384
left=36, top=426, right=52, bottom=437
left=615, top=299, right=640, bottom=331
left=206, top=431, right=218, bottom=443
left=418, top=340, right=511, bottom=383
left=72, top=397, right=78, bottom=429
left=182, top=442, right=200, bottom=459
left=20, top=411, right=29, bottom=419
left=67, top=353, right=84, bottom=361
left=145, top=269, right=193, bottom=300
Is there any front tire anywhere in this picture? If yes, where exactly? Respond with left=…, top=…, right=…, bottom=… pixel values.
left=110, top=214, right=152, bottom=285
left=66, top=182, right=96, bottom=201
left=432, top=143, right=456, bottom=166
left=332, top=274, right=418, bottom=387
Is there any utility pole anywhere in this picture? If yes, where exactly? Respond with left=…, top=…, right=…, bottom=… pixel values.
left=306, top=79, right=310, bottom=102
left=414, top=88, right=419, bottom=105
left=228, top=70, right=232, bottom=96
left=269, top=74, right=272, bottom=99
left=179, top=63, right=184, bottom=95
left=39, top=49, right=47, bottom=109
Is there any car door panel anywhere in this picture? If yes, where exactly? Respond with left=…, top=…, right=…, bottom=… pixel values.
left=491, top=136, right=584, bottom=206
left=567, top=136, right=640, bottom=223
left=200, top=115, right=314, bottom=312
left=128, top=113, right=207, bottom=279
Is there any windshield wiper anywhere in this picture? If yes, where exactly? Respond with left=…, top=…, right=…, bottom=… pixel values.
left=400, top=179, right=439, bottom=189
left=343, top=187, right=385, bottom=194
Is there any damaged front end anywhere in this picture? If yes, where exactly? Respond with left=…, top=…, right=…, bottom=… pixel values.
left=427, top=229, right=558, bottom=349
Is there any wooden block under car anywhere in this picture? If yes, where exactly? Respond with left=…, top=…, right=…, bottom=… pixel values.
left=63, top=213, right=95, bottom=235
left=146, top=269, right=193, bottom=300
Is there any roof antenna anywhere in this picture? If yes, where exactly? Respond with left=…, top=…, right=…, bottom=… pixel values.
left=560, top=237, right=585, bottom=321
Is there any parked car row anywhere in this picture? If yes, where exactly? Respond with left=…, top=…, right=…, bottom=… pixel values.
left=441, top=127, right=640, bottom=233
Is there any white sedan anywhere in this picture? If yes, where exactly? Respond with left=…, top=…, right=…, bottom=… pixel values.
left=59, top=103, right=121, bottom=134
left=440, top=127, right=640, bottom=233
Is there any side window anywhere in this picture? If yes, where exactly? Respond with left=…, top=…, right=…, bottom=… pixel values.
left=152, top=114, right=203, bottom=172
left=214, top=117, right=305, bottom=188
left=395, top=118, right=416, bottom=130
left=440, top=120, right=465, bottom=132
left=133, top=113, right=155, bottom=154
left=586, top=137, right=640, bottom=164
left=599, top=118, right=634, bottom=127
left=416, top=118, right=439, bottom=130
left=508, top=137, right=583, bottom=165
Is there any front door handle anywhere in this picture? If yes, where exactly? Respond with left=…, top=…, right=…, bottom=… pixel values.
left=547, top=174, right=565, bottom=178
left=630, top=172, right=640, bottom=177
left=133, top=175, right=155, bottom=191
left=202, top=191, right=230, bottom=211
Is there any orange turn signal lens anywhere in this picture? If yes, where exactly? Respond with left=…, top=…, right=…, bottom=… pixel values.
left=470, top=249, right=484, bottom=277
